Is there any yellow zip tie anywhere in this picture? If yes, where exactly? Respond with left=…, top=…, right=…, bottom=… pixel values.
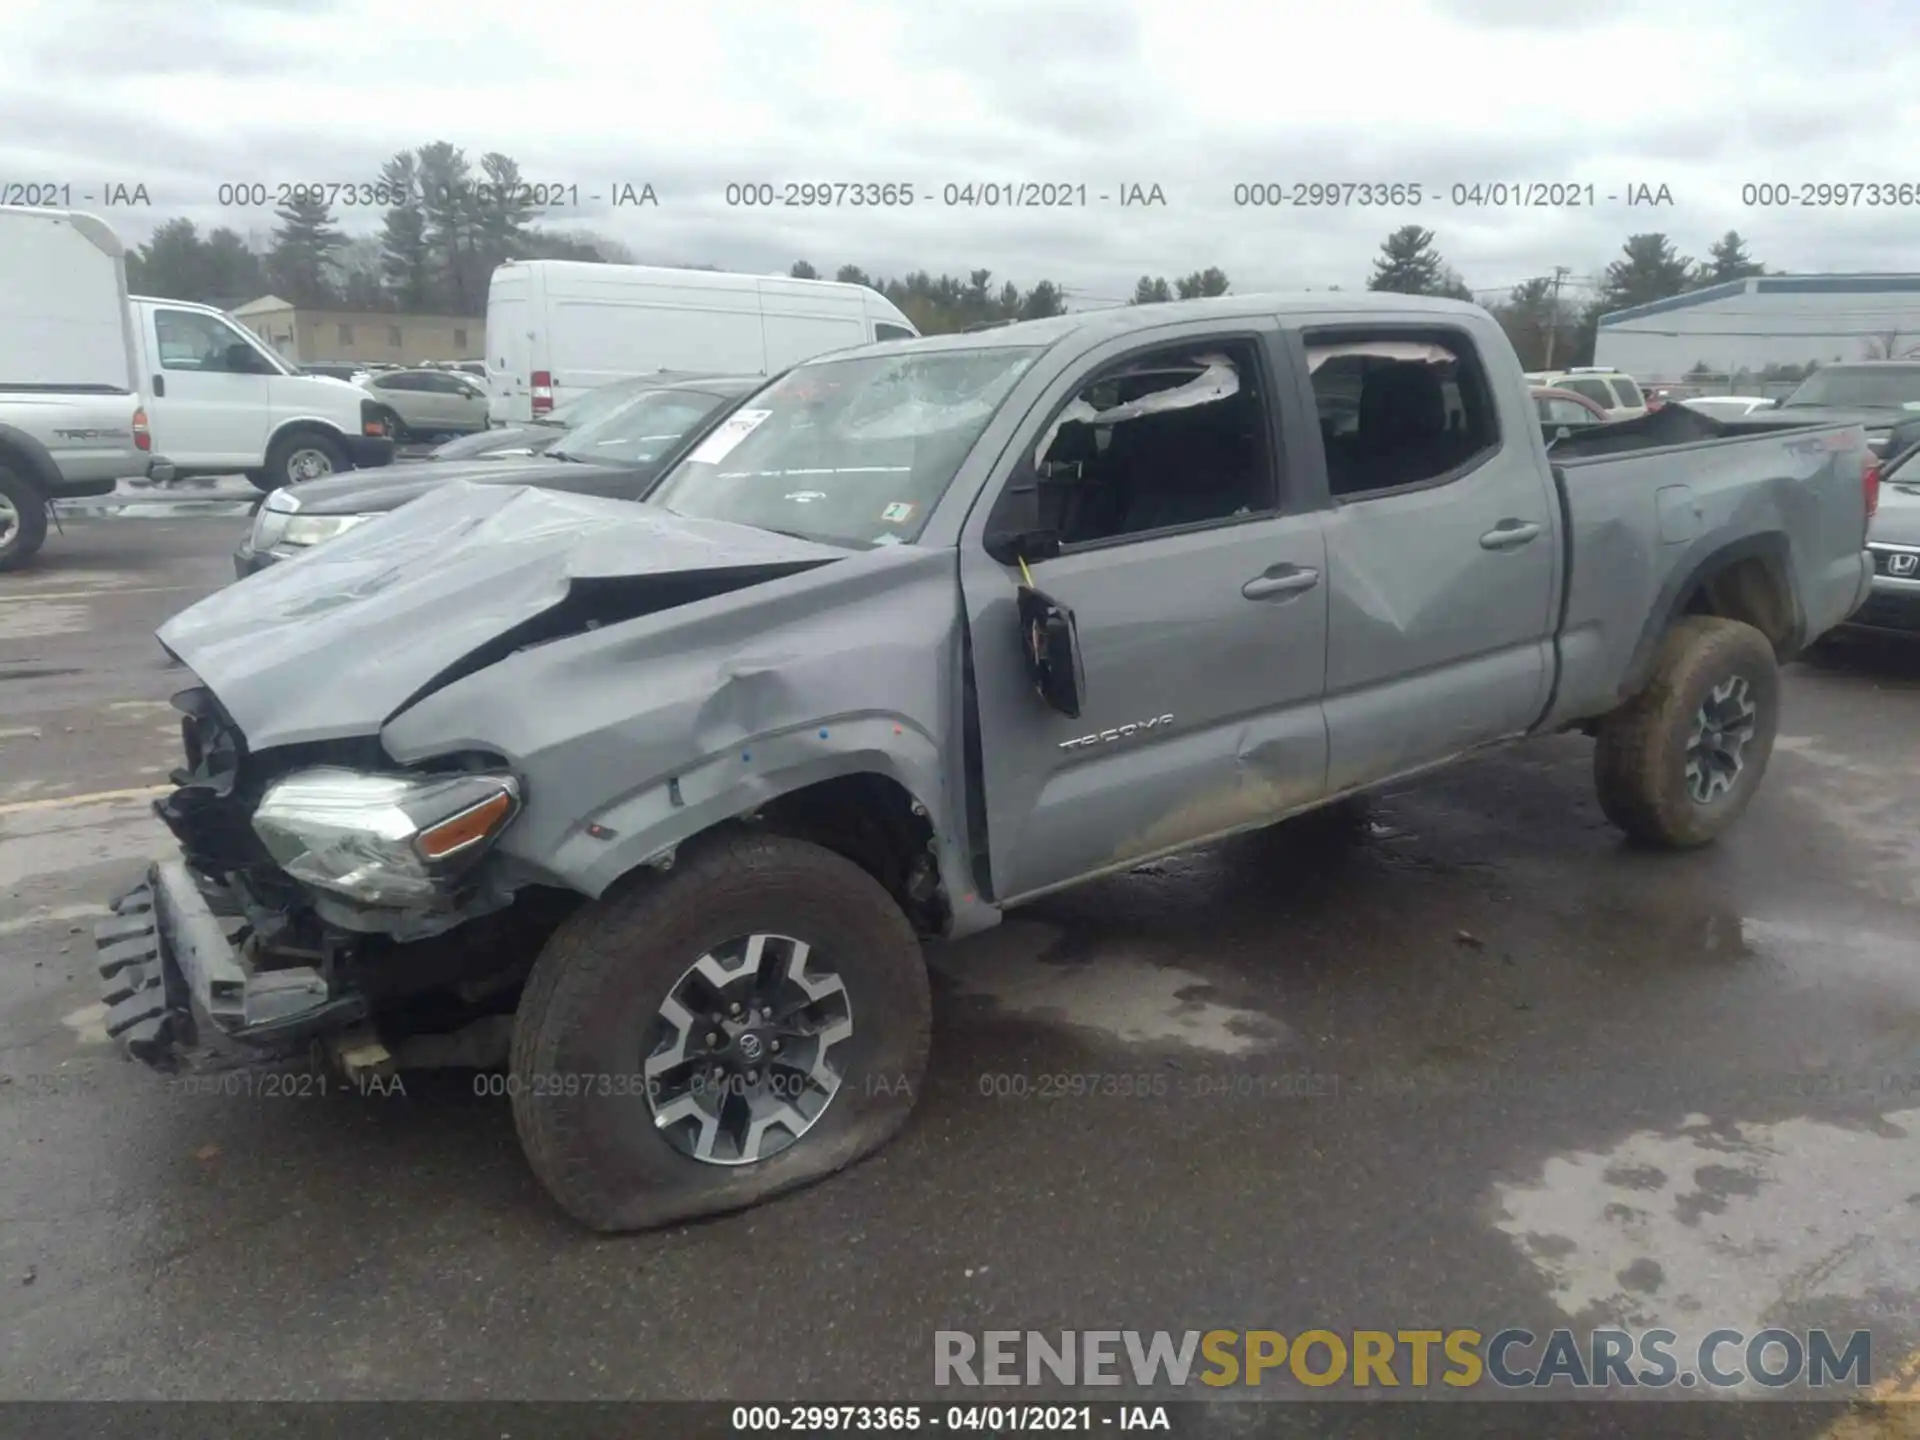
left=1018, top=555, right=1034, bottom=586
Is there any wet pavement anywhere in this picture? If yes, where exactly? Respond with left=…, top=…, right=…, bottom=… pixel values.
left=2, top=519, right=1918, bottom=1429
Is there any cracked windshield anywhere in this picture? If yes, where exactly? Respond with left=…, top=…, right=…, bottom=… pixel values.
left=650, top=347, right=1042, bottom=547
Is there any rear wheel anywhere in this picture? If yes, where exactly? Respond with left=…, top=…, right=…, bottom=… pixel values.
left=1593, top=616, right=1779, bottom=848
left=510, top=832, right=931, bottom=1232
left=0, top=465, right=49, bottom=572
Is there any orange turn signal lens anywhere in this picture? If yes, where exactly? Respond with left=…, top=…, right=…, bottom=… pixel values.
left=416, top=790, right=516, bottom=860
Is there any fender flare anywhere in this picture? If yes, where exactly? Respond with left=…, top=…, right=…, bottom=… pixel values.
left=0, top=423, right=66, bottom=498
left=1618, top=530, right=1800, bottom=698
left=265, top=415, right=353, bottom=451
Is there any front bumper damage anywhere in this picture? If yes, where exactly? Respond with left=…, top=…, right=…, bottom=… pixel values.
left=97, top=858, right=367, bottom=1071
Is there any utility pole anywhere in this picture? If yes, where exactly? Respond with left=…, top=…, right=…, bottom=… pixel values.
left=1543, top=265, right=1570, bottom=369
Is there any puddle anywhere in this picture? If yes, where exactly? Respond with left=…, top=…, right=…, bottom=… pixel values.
left=935, top=921, right=1282, bottom=1054
left=0, top=604, right=90, bottom=641
left=1492, top=1107, right=1920, bottom=1391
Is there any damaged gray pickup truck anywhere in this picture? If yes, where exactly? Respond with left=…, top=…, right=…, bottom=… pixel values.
left=97, top=294, right=1877, bottom=1231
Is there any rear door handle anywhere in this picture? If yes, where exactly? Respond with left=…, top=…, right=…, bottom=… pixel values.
left=1480, top=520, right=1542, bottom=551
left=151, top=374, right=165, bottom=398
left=1242, top=565, right=1320, bottom=600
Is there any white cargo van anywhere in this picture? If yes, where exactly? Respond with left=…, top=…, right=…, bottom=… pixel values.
left=0, top=206, right=169, bottom=568
left=130, top=297, right=396, bottom=490
left=485, top=262, right=920, bottom=423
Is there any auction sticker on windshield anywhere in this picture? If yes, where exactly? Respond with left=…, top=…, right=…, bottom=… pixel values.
left=881, top=502, right=915, bottom=523
left=687, top=408, right=772, bottom=465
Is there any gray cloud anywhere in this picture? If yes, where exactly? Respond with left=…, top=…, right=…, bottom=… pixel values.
left=4, top=0, right=1917, bottom=305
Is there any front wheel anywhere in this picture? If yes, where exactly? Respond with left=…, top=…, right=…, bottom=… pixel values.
left=258, top=430, right=347, bottom=491
left=0, top=465, right=49, bottom=573
left=510, top=832, right=931, bottom=1232
left=1593, top=616, right=1780, bottom=848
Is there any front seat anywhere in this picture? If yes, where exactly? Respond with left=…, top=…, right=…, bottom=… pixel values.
left=1345, top=362, right=1452, bottom=493
left=1114, top=407, right=1255, bottom=534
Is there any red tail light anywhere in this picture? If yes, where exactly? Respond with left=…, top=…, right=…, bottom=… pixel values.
left=531, top=370, right=553, bottom=415
left=132, top=405, right=151, bottom=451
left=1863, top=457, right=1880, bottom=521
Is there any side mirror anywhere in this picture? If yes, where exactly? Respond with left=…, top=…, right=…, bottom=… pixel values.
left=226, top=343, right=263, bottom=374
left=1016, top=585, right=1085, bottom=718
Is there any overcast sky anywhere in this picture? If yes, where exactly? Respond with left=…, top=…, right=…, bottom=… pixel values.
left=4, top=0, right=1918, bottom=306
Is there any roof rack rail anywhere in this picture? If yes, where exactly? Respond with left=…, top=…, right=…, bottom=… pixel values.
left=962, top=319, right=1018, bottom=333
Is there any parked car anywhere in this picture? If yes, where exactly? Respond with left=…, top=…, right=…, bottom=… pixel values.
left=418, top=372, right=729, bottom=462
left=1843, top=440, right=1919, bottom=637
left=130, top=297, right=394, bottom=491
left=99, top=293, right=1873, bottom=1232
left=361, top=367, right=491, bottom=441
left=1761, top=362, right=1920, bottom=458
left=1681, top=395, right=1774, bottom=420
left=1524, top=367, right=1650, bottom=420
left=234, top=375, right=761, bottom=575
left=1531, top=385, right=1610, bottom=442
left=299, top=362, right=372, bottom=384
left=0, top=206, right=173, bottom=569
left=485, top=260, right=920, bottom=423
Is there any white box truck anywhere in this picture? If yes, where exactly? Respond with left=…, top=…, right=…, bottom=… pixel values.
left=484, top=261, right=920, bottom=423
left=0, top=206, right=170, bottom=570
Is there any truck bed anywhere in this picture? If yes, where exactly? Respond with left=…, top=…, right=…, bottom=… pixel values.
left=1540, top=409, right=1871, bottom=728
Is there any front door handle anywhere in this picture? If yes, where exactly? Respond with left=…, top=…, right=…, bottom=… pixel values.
left=1242, top=565, right=1320, bottom=600
left=1480, top=520, right=1542, bottom=551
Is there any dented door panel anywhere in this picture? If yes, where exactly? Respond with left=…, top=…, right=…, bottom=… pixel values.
left=1319, top=449, right=1560, bottom=792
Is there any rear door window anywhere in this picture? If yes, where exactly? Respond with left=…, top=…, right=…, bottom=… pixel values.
left=1304, top=330, right=1503, bottom=499
left=1609, top=376, right=1645, bottom=407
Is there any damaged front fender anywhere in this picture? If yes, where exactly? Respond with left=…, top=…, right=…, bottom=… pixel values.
left=381, top=541, right=1000, bottom=938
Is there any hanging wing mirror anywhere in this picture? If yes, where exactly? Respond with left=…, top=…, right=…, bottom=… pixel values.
left=1016, top=584, right=1085, bottom=718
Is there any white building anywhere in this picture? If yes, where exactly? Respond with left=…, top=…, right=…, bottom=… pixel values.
left=1593, top=275, right=1920, bottom=382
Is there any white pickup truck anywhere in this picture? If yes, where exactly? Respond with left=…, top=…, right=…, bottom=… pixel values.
left=130, top=296, right=396, bottom=491
left=0, top=206, right=172, bottom=569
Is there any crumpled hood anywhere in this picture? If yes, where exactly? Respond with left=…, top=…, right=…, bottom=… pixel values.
left=159, top=481, right=846, bottom=749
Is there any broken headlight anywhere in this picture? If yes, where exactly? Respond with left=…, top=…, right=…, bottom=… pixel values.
left=251, top=767, right=521, bottom=905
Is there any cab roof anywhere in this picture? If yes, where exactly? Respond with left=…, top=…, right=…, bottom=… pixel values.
left=825, top=291, right=1490, bottom=361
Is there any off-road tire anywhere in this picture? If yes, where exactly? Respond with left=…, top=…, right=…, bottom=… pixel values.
left=257, top=429, right=347, bottom=491
left=510, top=831, right=931, bottom=1232
left=0, top=464, right=49, bottom=572
left=1593, top=616, right=1779, bottom=848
